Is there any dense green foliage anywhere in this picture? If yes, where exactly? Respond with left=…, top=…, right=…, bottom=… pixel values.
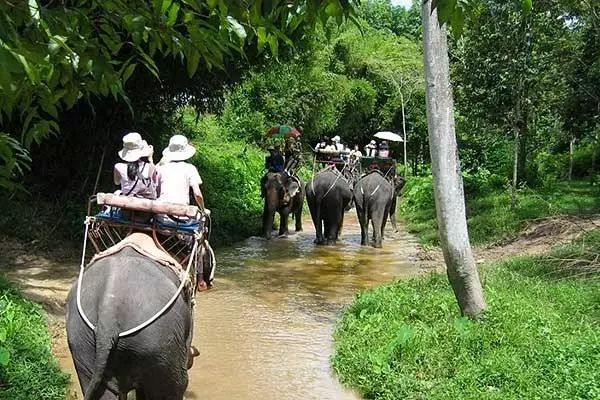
left=184, top=113, right=265, bottom=244
left=401, top=178, right=600, bottom=245
left=0, top=278, right=69, bottom=400
left=0, top=0, right=358, bottom=189
left=333, top=230, right=600, bottom=399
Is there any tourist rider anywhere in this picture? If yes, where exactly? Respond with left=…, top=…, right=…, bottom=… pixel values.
left=364, top=140, right=377, bottom=157
left=378, top=140, right=390, bottom=158
left=284, top=138, right=302, bottom=175
left=114, top=132, right=158, bottom=199
left=157, top=135, right=205, bottom=210
left=331, top=135, right=344, bottom=152
left=265, top=144, right=285, bottom=173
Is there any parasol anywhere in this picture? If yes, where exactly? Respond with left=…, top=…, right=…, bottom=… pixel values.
left=266, top=125, right=302, bottom=139
left=374, top=131, right=403, bottom=142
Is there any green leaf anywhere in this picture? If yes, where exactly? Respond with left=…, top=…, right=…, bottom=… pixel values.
left=167, top=3, right=180, bottom=26
left=0, top=347, right=9, bottom=367
left=186, top=48, right=200, bottom=77
left=522, top=0, right=533, bottom=14
left=160, top=0, right=172, bottom=14
left=0, top=327, right=6, bottom=342
left=257, top=27, right=267, bottom=50
left=122, top=63, right=137, bottom=82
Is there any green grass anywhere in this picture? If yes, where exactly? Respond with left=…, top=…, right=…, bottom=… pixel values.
left=0, top=278, right=69, bottom=400
left=401, top=179, right=600, bottom=246
left=333, top=230, right=600, bottom=400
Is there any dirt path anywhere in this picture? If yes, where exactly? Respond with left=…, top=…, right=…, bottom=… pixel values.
left=0, top=214, right=598, bottom=399
left=416, top=215, right=600, bottom=268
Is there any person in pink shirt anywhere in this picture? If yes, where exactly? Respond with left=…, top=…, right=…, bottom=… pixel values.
left=114, top=132, right=158, bottom=199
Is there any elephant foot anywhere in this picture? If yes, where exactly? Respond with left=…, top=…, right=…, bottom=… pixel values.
left=314, top=238, right=325, bottom=245
left=278, top=232, right=289, bottom=238
left=295, top=226, right=303, bottom=232
left=326, top=239, right=337, bottom=246
left=361, top=240, right=367, bottom=246
left=374, top=242, right=383, bottom=249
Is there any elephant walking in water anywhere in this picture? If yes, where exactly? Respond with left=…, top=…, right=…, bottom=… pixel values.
left=306, top=168, right=352, bottom=245
left=354, top=171, right=393, bottom=248
left=262, top=172, right=303, bottom=239
left=66, top=245, right=194, bottom=400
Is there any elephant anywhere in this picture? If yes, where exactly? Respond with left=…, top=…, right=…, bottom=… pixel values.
left=66, top=246, right=194, bottom=400
left=305, top=168, right=352, bottom=245
left=354, top=171, right=394, bottom=248
left=262, top=172, right=303, bottom=239
left=388, top=175, right=406, bottom=232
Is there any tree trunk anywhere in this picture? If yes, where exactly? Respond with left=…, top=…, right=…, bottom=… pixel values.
left=401, top=90, right=408, bottom=177
left=512, top=121, right=520, bottom=209
left=422, top=0, right=486, bottom=318
left=568, top=135, right=575, bottom=181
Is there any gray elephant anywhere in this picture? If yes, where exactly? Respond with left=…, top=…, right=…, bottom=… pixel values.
left=66, top=247, right=194, bottom=400
left=354, top=171, right=393, bottom=248
left=388, top=175, right=406, bottom=232
left=305, top=168, right=352, bottom=245
left=262, top=172, right=303, bottom=239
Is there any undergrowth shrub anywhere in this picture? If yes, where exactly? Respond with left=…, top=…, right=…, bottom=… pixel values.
left=0, top=278, right=69, bottom=400
left=186, top=114, right=265, bottom=245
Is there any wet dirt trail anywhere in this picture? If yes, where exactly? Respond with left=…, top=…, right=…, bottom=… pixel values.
left=1, top=212, right=423, bottom=400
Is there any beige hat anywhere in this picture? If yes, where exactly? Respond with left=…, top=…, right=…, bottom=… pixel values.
left=118, top=132, right=150, bottom=162
left=162, top=135, right=196, bottom=161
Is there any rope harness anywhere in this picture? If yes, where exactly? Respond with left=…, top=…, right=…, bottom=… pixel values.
left=76, top=217, right=199, bottom=337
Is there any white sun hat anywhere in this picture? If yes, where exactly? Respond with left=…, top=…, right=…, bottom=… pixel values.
left=332, top=135, right=341, bottom=142
left=118, top=132, right=147, bottom=162
left=162, top=135, right=196, bottom=161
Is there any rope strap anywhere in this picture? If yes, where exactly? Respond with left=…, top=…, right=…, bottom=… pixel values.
left=76, top=219, right=198, bottom=337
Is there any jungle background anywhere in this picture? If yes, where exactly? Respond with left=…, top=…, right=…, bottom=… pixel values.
left=1, top=0, right=600, bottom=399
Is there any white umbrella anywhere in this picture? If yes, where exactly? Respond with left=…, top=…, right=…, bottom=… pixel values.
left=374, top=131, right=403, bottom=142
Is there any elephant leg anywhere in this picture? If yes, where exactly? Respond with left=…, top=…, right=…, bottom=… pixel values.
left=357, top=206, right=367, bottom=246
left=140, top=374, right=187, bottom=400
left=308, top=199, right=323, bottom=244
left=389, top=196, right=398, bottom=233
left=262, top=203, right=276, bottom=240
left=326, top=213, right=339, bottom=245
left=279, top=210, right=290, bottom=236
left=294, top=202, right=303, bottom=232
left=381, top=207, right=390, bottom=240
left=372, top=209, right=385, bottom=248
left=337, top=207, right=345, bottom=240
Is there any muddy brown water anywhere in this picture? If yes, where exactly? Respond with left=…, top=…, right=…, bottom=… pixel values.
left=3, top=212, right=423, bottom=400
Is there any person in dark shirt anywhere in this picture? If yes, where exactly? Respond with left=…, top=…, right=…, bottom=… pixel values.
left=265, top=145, right=285, bottom=173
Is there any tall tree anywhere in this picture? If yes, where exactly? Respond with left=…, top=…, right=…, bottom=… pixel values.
left=422, top=0, right=486, bottom=317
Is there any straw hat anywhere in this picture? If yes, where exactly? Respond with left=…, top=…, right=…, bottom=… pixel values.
left=162, top=135, right=196, bottom=161
left=118, top=132, right=150, bottom=162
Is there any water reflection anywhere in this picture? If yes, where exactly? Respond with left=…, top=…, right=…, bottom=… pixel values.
left=188, top=212, right=420, bottom=400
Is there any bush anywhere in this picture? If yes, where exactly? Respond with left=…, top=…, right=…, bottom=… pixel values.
left=185, top=114, right=265, bottom=245
left=333, top=233, right=600, bottom=399
left=0, top=278, right=69, bottom=400
left=463, top=168, right=508, bottom=195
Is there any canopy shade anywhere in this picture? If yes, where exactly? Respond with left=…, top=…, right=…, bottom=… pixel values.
left=374, top=131, right=403, bottom=142
left=266, top=125, right=301, bottom=139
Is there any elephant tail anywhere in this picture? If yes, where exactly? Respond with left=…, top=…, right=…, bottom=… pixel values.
left=84, top=323, right=119, bottom=400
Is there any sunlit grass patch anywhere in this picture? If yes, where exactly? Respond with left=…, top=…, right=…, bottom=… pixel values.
left=333, top=230, right=600, bottom=399
left=400, top=179, right=600, bottom=246
left=0, top=278, right=69, bottom=400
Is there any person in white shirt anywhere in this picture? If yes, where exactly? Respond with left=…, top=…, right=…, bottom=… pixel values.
left=365, top=140, right=377, bottom=157
left=331, top=135, right=344, bottom=152
left=157, top=135, right=205, bottom=210
left=113, top=132, right=157, bottom=199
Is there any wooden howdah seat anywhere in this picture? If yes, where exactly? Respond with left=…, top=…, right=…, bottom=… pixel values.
left=86, top=193, right=210, bottom=265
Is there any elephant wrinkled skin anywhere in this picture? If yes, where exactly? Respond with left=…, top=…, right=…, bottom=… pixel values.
left=354, top=171, right=393, bottom=248
left=306, top=168, right=352, bottom=245
left=262, top=172, right=304, bottom=239
left=66, top=247, right=193, bottom=400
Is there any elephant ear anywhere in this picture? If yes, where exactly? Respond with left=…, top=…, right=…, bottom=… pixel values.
left=287, top=181, right=300, bottom=197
